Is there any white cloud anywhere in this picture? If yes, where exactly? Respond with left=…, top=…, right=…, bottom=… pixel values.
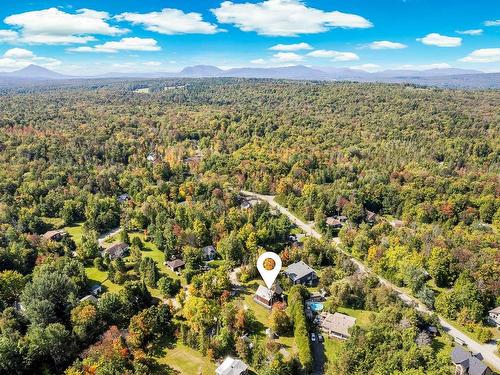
left=4, top=8, right=127, bottom=44
left=3, top=47, right=34, bottom=59
left=350, top=63, right=382, bottom=72
left=269, top=42, right=312, bottom=51
left=398, top=63, right=451, bottom=70
left=68, top=37, right=161, bottom=53
left=272, top=52, right=304, bottom=62
left=116, top=8, right=219, bottom=35
left=142, top=61, right=162, bottom=66
left=459, top=48, right=500, bottom=63
left=368, top=41, right=407, bottom=50
left=307, top=49, right=359, bottom=61
left=212, top=0, right=372, bottom=36
left=484, top=20, right=500, bottom=27
left=417, top=33, right=462, bottom=47
left=250, top=58, right=266, bottom=64
left=0, top=30, right=19, bottom=42
left=0, top=48, right=61, bottom=71
left=456, top=29, right=483, bottom=36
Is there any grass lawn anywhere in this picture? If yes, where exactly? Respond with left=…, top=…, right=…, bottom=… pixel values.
left=65, top=222, right=85, bottom=245
left=42, top=216, right=65, bottom=229
left=337, top=307, right=375, bottom=329
left=156, top=343, right=216, bottom=375
left=323, top=337, right=345, bottom=365
left=234, top=281, right=297, bottom=357
left=85, top=265, right=122, bottom=294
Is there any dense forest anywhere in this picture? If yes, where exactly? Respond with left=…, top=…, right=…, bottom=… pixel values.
left=0, top=79, right=498, bottom=374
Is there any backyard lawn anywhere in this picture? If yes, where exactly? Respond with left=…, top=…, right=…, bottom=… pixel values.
left=65, top=222, right=85, bottom=245
left=156, top=343, right=216, bottom=375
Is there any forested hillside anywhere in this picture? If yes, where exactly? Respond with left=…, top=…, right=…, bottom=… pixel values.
left=0, top=79, right=498, bottom=374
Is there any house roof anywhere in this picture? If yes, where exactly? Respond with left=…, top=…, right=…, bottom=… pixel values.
left=216, top=357, right=248, bottom=375
left=451, top=347, right=490, bottom=375
left=255, top=285, right=273, bottom=301
left=365, top=210, right=376, bottom=221
left=166, top=259, right=185, bottom=269
left=489, top=306, right=500, bottom=314
left=104, top=242, right=128, bottom=258
left=286, top=261, right=316, bottom=282
left=42, top=229, right=66, bottom=240
left=321, top=312, right=356, bottom=337
left=326, top=217, right=342, bottom=226
left=202, top=245, right=216, bottom=256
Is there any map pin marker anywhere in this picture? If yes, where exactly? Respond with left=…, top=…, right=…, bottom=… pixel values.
left=257, top=252, right=282, bottom=289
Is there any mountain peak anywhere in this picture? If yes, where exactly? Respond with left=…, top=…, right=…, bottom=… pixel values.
left=10, top=64, right=66, bottom=79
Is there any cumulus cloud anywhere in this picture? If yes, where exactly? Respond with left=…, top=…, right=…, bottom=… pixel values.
left=484, top=20, right=500, bottom=27
left=0, top=48, right=61, bottom=71
left=456, top=29, right=483, bottom=36
left=368, top=41, right=407, bottom=50
left=269, top=42, right=312, bottom=51
left=307, top=49, right=359, bottom=61
left=350, top=63, right=382, bottom=72
left=116, top=8, right=220, bottom=35
left=212, top=0, right=372, bottom=36
left=459, top=48, right=500, bottom=63
left=4, top=8, right=127, bottom=44
left=271, top=52, right=304, bottom=62
left=417, top=33, right=462, bottom=47
left=67, top=37, right=161, bottom=53
left=0, top=29, right=19, bottom=42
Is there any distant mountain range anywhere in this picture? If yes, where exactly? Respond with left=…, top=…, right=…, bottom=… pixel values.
left=0, top=64, right=499, bottom=89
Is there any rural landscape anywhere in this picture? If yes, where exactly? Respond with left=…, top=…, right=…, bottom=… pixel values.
left=0, top=1, right=499, bottom=375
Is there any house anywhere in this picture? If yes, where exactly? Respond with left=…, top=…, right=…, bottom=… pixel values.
left=118, top=193, right=130, bottom=203
left=320, top=312, right=356, bottom=340
left=365, top=210, right=377, bottom=223
left=488, top=306, right=500, bottom=327
left=202, top=245, right=217, bottom=261
left=102, top=242, right=129, bottom=260
left=79, top=295, right=98, bottom=304
left=147, top=153, right=156, bottom=162
left=90, top=284, right=102, bottom=296
left=390, top=219, right=404, bottom=228
left=42, top=229, right=66, bottom=241
left=215, top=357, right=248, bottom=375
left=285, top=261, right=317, bottom=285
left=326, top=217, right=343, bottom=229
left=166, top=259, right=185, bottom=272
left=451, top=346, right=492, bottom=375
left=253, top=284, right=283, bottom=309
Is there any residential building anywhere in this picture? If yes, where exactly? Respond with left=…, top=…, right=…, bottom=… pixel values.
left=166, top=259, right=185, bottom=272
left=253, top=284, right=283, bottom=309
left=215, top=357, right=248, bottom=375
left=451, top=346, right=492, bottom=375
left=365, top=209, right=377, bottom=223
left=326, top=217, right=343, bottom=229
left=285, top=261, right=317, bottom=285
left=202, top=245, right=217, bottom=261
left=102, top=242, right=129, bottom=260
left=42, top=229, right=66, bottom=241
left=118, top=193, right=130, bottom=203
left=90, top=284, right=102, bottom=295
left=319, top=312, right=356, bottom=340
left=488, top=306, right=500, bottom=327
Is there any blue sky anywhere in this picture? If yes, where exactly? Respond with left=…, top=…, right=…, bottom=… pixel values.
left=0, top=0, right=499, bottom=74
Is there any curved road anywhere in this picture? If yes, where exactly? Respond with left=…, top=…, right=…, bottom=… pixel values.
left=241, top=190, right=500, bottom=371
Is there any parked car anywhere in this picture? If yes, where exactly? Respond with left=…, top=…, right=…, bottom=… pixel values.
left=318, top=334, right=324, bottom=342
left=311, top=333, right=316, bottom=342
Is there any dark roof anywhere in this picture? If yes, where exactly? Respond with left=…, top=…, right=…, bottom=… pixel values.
left=103, top=242, right=128, bottom=258
left=166, top=259, right=185, bottom=269
left=451, top=347, right=490, bottom=375
left=42, top=229, right=66, bottom=240
left=286, top=261, right=316, bottom=282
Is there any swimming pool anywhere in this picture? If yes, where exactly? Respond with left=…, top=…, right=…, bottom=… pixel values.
left=309, top=302, right=324, bottom=312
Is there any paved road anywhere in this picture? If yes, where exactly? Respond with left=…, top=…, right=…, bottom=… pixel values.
left=240, top=190, right=500, bottom=371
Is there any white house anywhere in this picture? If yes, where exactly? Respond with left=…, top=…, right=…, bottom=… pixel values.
left=215, top=357, right=248, bottom=375
left=488, top=306, right=500, bottom=327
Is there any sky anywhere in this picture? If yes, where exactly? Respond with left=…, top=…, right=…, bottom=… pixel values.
left=0, top=0, right=499, bottom=74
